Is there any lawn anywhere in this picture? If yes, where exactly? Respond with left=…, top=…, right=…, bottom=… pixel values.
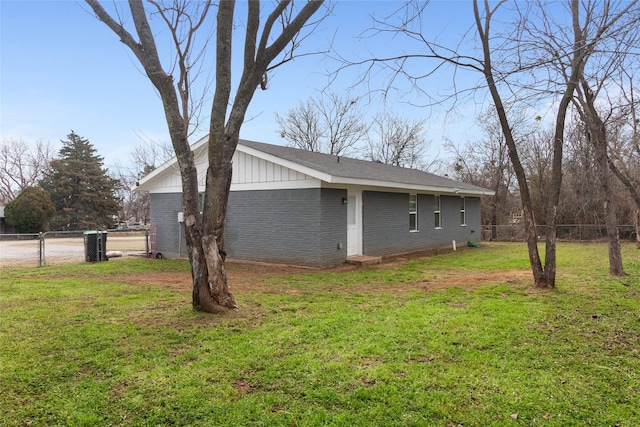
left=1, top=242, right=639, bottom=426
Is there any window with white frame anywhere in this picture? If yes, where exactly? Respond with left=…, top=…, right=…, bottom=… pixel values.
left=409, top=194, right=418, bottom=231
left=434, top=195, right=441, bottom=228
left=460, top=196, right=466, bottom=225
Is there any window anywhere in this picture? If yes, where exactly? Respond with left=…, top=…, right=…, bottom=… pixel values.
left=409, top=194, right=418, bottom=231
left=460, top=197, right=466, bottom=225
left=434, top=195, right=441, bottom=228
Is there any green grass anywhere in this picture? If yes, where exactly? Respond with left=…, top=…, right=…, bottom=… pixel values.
left=1, top=243, right=639, bottom=426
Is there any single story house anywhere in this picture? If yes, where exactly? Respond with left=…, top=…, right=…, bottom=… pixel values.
left=135, top=138, right=494, bottom=267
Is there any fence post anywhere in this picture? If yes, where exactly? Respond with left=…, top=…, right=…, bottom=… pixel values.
left=144, top=228, right=149, bottom=258
left=38, top=232, right=45, bottom=267
left=635, top=210, right=640, bottom=249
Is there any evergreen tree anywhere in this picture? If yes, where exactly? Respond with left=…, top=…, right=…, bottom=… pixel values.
left=4, top=186, right=55, bottom=233
left=40, top=131, right=120, bottom=230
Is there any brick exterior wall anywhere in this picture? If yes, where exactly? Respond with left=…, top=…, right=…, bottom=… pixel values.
left=149, top=193, right=185, bottom=259
left=362, top=191, right=481, bottom=256
left=150, top=188, right=347, bottom=267
left=150, top=189, right=481, bottom=266
left=226, top=188, right=347, bottom=267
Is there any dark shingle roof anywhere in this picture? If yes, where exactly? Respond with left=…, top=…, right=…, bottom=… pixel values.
left=240, top=139, right=492, bottom=195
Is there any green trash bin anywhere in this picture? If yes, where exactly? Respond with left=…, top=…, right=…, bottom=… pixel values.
left=84, top=230, right=108, bottom=262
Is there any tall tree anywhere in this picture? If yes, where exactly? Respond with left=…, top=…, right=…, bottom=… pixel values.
left=446, top=107, right=516, bottom=238
left=561, top=119, right=599, bottom=224
left=4, top=186, right=55, bottom=233
left=0, top=138, right=55, bottom=203
left=276, top=91, right=368, bottom=156
left=347, top=0, right=639, bottom=286
left=111, top=161, right=151, bottom=226
left=607, top=73, right=640, bottom=248
left=568, top=0, right=640, bottom=274
left=86, top=0, right=326, bottom=313
left=113, top=139, right=173, bottom=226
left=364, top=112, right=429, bottom=169
left=40, top=131, right=120, bottom=231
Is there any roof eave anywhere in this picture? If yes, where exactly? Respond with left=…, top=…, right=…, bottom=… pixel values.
left=327, top=176, right=493, bottom=195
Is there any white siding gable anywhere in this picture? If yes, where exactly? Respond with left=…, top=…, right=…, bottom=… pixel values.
left=143, top=146, right=319, bottom=193
left=230, top=150, right=319, bottom=191
left=144, top=163, right=183, bottom=193
left=232, top=151, right=311, bottom=184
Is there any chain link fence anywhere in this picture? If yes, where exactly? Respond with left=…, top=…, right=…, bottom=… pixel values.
left=2, top=224, right=637, bottom=268
left=481, top=224, right=638, bottom=242
left=0, top=229, right=149, bottom=268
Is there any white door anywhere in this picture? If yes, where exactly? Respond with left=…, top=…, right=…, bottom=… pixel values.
left=346, top=192, right=361, bottom=256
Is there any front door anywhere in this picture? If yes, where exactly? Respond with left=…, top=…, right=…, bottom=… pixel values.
left=346, top=191, right=361, bottom=256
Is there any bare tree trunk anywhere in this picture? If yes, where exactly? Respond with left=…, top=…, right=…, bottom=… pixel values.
left=196, top=0, right=325, bottom=313
left=608, top=160, right=640, bottom=250
left=636, top=210, right=640, bottom=249
left=473, top=1, right=547, bottom=287
left=594, top=137, right=624, bottom=275
left=491, top=204, right=498, bottom=241
left=87, top=0, right=325, bottom=313
left=579, top=80, right=625, bottom=275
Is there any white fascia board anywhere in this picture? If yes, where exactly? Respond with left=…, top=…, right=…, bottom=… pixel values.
left=229, top=179, right=322, bottom=192
left=325, top=177, right=495, bottom=196
left=237, top=144, right=334, bottom=183
left=144, top=179, right=322, bottom=193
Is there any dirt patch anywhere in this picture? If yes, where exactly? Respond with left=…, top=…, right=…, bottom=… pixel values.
left=120, top=259, right=532, bottom=295
left=424, top=270, right=532, bottom=290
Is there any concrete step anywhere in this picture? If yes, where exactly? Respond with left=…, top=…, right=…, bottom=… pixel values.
left=345, top=255, right=382, bottom=266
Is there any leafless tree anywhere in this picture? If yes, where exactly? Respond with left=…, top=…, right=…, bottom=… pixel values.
left=573, top=90, right=626, bottom=273
left=566, top=0, right=640, bottom=272
left=363, top=112, right=429, bottom=169
left=111, top=138, right=174, bottom=226
left=519, top=128, right=556, bottom=227
left=130, top=135, right=174, bottom=174
left=607, top=70, right=640, bottom=248
left=86, top=0, right=327, bottom=313
left=344, top=0, right=639, bottom=287
left=110, top=163, right=151, bottom=227
left=0, top=138, right=56, bottom=203
left=276, top=91, right=368, bottom=156
left=446, top=107, right=517, bottom=238
left=561, top=118, right=602, bottom=224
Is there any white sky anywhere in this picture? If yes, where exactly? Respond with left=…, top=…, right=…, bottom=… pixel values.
left=1, top=0, right=487, bottom=173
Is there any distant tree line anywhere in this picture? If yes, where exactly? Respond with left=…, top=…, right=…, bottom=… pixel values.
left=276, top=91, right=436, bottom=171
left=447, top=108, right=640, bottom=235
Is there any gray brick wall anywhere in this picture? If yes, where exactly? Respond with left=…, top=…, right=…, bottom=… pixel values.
left=149, top=193, right=185, bottom=259
left=150, top=188, right=347, bottom=267
left=319, top=188, right=348, bottom=266
left=150, top=189, right=481, bottom=265
left=362, top=191, right=481, bottom=256
left=226, top=188, right=347, bottom=267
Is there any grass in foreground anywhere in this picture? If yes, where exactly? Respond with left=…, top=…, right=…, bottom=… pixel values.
left=1, top=242, right=639, bottom=426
